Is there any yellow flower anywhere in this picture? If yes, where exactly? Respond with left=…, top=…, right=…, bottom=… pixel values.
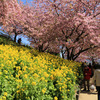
left=1, top=64, right=4, bottom=67
left=2, top=96, right=6, bottom=100
left=45, top=80, right=48, bottom=82
left=42, top=88, right=46, bottom=94
left=24, top=74, right=28, bottom=78
left=32, top=82, right=36, bottom=86
left=16, top=74, right=19, bottom=78
left=13, top=62, right=17, bottom=65
left=0, top=72, right=2, bottom=75
left=63, top=73, right=66, bottom=77
left=11, top=75, right=13, bottom=77
left=4, top=70, right=8, bottom=74
left=43, top=72, right=49, bottom=78
left=17, top=85, right=20, bottom=89
left=50, top=75, right=54, bottom=80
left=4, top=92, right=7, bottom=96
left=17, top=90, right=20, bottom=93
left=67, top=77, right=70, bottom=80
left=17, top=79, right=22, bottom=83
left=62, top=96, right=64, bottom=98
left=5, top=76, right=8, bottom=79
left=18, top=70, right=22, bottom=75
left=67, top=89, right=70, bottom=92
left=21, top=89, right=24, bottom=91
left=41, top=77, right=45, bottom=81
left=64, top=85, right=67, bottom=88
left=54, top=96, right=58, bottom=100
left=59, top=87, right=61, bottom=91
left=23, top=66, right=27, bottom=71
left=8, top=61, right=11, bottom=64
left=62, top=86, right=65, bottom=89
left=16, top=66, right=21, bottom=71
left=33, top=73, right=39, bottom=78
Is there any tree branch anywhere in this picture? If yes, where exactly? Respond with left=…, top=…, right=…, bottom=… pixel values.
left=70, top=47, right=75, bottom=60
left=65, top=46, right=70, bottom=60
left=93, top=13, right=100, bottom=18
left=74, top=29, right=85, bottom=43
left=73, top=45, right=97, bottom=60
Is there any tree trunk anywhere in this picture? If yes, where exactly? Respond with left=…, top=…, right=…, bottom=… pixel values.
left=91, top=57, right=95, bottom=66
left=14, top=33, right=17, bottom=42
left=38, top=44, right=43, bottom=52
left=62, top=53, right=65, bottom=59
left=48, top=51, right=58, bottom=55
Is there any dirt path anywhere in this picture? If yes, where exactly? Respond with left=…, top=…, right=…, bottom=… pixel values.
left=79, top=78, right=98, bottom=100
left=79, top=92, right=97, bottom=100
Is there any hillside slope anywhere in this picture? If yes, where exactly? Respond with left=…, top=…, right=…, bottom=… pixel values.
left=0, top=35, right=83, bottom=100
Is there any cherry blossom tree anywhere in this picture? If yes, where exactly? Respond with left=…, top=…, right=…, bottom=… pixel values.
left=1, top=0, right=40, bottom=42
left=1, top=0, right=100, bottom=61
left=1, top=0, right=23, bottom=42
left=0, top=0, right=8, bottom=25
left=25, top=0, right=100, bottom=61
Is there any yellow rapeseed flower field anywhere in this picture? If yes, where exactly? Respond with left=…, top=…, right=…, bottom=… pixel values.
left=0, top=43, right=83, bottom=100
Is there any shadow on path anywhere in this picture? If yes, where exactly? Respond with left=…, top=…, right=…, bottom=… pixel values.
left=81, top=90, right=97, bottom=95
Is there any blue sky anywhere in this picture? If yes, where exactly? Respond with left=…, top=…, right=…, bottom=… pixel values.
left=18, top=0, right=32, bottom=4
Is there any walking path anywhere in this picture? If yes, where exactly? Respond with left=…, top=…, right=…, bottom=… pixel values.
left=79, top=78, right=98, bottom=100
left=79, top=91, right=97, bottom=100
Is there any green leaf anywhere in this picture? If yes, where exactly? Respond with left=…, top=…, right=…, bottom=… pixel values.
left=25, top=90, right=29, bottom=95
